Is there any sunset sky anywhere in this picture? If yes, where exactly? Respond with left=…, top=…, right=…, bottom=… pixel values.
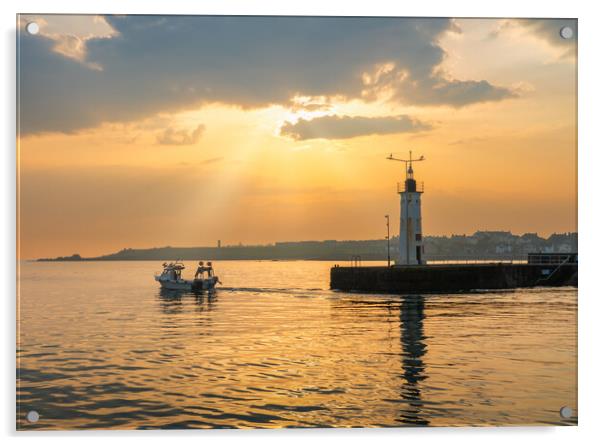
left=17, top=15, right=577, bottom=259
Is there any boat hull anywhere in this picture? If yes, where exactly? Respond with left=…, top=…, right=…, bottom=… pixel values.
left=155, top=276, right=218, bottom=291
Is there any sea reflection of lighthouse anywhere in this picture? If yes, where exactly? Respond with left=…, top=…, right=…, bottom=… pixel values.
left=398, top=294, right=429, bottom=426
left=387, top=151, right=425, bottom=265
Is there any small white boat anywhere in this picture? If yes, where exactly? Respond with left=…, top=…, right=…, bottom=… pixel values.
left=154, top=261, right=219, bottom=291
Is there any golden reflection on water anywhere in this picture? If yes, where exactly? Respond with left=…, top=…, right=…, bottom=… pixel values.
left=17, top=261, right=577, bottom=429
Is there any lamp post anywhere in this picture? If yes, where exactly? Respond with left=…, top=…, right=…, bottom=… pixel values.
left=385, top=214, right=391, bottom=267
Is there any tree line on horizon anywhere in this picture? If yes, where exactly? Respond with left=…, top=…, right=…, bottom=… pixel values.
left=38, top=231, right=577, bottom=262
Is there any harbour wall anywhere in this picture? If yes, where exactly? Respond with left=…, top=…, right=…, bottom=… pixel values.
left=330, top=263, right=577, bottom=293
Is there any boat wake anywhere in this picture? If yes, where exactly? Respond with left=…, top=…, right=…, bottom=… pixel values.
left=218, top=286, right=326, bottom=295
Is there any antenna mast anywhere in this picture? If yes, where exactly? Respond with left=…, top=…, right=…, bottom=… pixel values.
left=387, top=150, right=425, bottom=179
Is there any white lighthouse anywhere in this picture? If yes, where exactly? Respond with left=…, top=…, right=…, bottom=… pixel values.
left=387, top=151, right=425, bottom=265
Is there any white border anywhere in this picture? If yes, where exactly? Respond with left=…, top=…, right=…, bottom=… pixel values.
left=3, top=1, right=601, bottom=444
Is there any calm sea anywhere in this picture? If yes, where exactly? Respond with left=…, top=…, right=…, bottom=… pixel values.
left=17, top=260, right=577, bottom=429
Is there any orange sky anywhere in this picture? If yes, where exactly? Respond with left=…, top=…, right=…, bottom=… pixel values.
left=17, top=16, right=577, bottom=259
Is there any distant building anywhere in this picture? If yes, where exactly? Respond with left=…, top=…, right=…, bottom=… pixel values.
left=495, top=244, right=513, bottom=254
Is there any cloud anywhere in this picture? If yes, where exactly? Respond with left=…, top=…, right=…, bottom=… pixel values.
left=396, top=77, right=517, bottom=107
left=448, top=136, right=487, bottom=146
left=280, top=114, right=431, bottom=140
left=521, top=19, right=577, bottom=58
left=179, top=156, right=223, bottom=166
left=18, top=16, right=516, bottom=135
left=492, top=18, right=577, bottom=59
left=157, top=124, right=205, bottom=145
left=50, top=34, right=104, bottom=71
left=19, top=14, right=116, bottom=70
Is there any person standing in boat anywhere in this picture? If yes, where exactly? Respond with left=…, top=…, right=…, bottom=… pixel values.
left=195, top=261, right=205, bottom=279
left=207, top=262, right=214, bottom=278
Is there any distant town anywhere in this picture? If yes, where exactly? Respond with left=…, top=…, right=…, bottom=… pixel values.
left=38, top=231, right=577, bottom=262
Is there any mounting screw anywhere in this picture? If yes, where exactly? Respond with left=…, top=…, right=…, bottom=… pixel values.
left=559, top=26, right=573, bottom=40
left=25, top=22, right=39, bottom=35
left=559, top=406, right=573, bottom=419
left=26, top=410, right=39, bottom=423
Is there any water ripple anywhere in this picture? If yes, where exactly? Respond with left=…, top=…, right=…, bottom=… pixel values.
left=17, top=261, right=577, bottom=429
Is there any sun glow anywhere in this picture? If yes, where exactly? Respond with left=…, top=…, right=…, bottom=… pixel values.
left=17, top=17, right=576, bottom=259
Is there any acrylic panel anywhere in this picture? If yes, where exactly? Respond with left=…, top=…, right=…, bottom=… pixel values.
left=16, top=15, right=577, bottom=430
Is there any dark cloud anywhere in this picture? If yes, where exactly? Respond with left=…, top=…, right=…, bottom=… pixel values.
left=18, top=16, right=516, bottom=135
left=397, top=77, right=516, bottom=107
left=520, top=19, right=577, bottom=58
left=492, top=18, right=577, bottom=59
left=157, top=124, right=205, bottom=145
left=280, top=114, right=431, bottom=140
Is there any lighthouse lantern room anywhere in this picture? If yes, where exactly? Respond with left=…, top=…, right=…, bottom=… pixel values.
left=387, top=151, right=425, bottom=265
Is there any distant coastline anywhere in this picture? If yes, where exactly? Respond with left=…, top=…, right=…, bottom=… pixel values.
left=37, top=231, right=577, bottom=262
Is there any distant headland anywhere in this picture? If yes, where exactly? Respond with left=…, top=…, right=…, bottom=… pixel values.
left=37, top=231, right=577, bottom=262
